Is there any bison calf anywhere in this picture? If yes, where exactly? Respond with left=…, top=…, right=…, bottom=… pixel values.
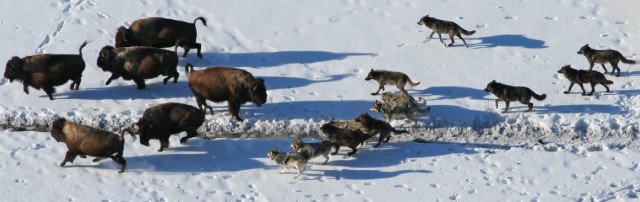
left=51, top=118, right=132, bottom=173
left=186, top=64, right=267, bottom=122
left=97, top=45, right=179, bottom=89
left=116, top=17, right=207, bottom=58
left=4, top=41, right=87, bottom=100
left=136, top=103, right=205, bottom=152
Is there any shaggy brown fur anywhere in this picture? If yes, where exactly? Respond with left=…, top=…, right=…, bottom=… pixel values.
left=51, top=118, right=133, bottom=173
left=4, top=41, right=87, bottom=100
left=115, top=17, right=207, bottom=58
left=136, top=103, right=205, bottom=152
left=185, top=64, right=267, bottom=122
left=320, top=123, right=371, bottom=156
left=557, top=65, right=613, bottom=96
left=577, top=44, right=636, bottom=77
left=365, top=69, right=420, bottom=95
left=96, top=45, right=179, bottom=89
left=354, top=113, right=410, bottom=147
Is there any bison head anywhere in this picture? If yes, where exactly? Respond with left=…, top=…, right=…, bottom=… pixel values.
left=250, top=78, right=267, bottom=107
left=135, top=118, right=153, bottom=147
left=97, top=46, right=116, bottom=72
left=4, top=56, right=24, bottom=82
left=114, top=26, right=137, bottom=48
left=50, top=118, right=67, bottom=143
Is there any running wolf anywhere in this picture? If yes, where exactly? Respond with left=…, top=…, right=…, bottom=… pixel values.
left=557, top=65, right=612, bottom=96
left=267, top=148, right=310, bottom=179
left=355, top=113, right=410, bottom=146
left=483, top=80, right=546, bottom=114
left=365, top=69, right=420, bottom=95
left=417, top=15, right=476, bottom=48
left=577, top=44, right=636, bottom=77
left=371, top=92, right=430, bottom=127
left=290, top=137, right=332, bottom=165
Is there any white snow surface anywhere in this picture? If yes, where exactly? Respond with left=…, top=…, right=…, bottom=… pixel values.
left=1, top=0, right=640, bottom=200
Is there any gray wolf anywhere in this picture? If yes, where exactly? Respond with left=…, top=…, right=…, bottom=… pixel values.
left=320, top=123, right=371, bottom=156
left=483, top=80, right=546, bottom=113
left=577, top=44, right=636, bottom=77
left=371, top=92, right=430, bottom=127
left=267, top=147, right=310, bottom=179
left=365, top=69, right=420, bottom=95
left=136, top=103, right=205, bottom=152
left=417, top=15, right=476, bottom=48
left=290, top=137, right=332, bottom=165
left=186, top=64, right=267, bottom=122
left=355, top=113, right=410, bottom=147
left=4, top=41, right=87, bottom=100
left=557, top=65, right=612, bottom=96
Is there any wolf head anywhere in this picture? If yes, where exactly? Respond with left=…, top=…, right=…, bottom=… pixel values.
left=557, top=65, right=573, bottom=74
left=417, top=15, right=430, bottom=25
left=267, top=147, right=280, bottom=160
left=291, top=137, right=304, bottom=151
left=484, top=80, right=499, bottom=93
left=365, top=68, right=377, bottom=81
left=577, top=44, right=591, bottom=55
left=370, top=100, right=383, bottom=112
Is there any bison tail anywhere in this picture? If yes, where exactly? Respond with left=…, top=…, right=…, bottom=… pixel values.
left=185, top=63, right=195, bottom=76
left=532, top=93, right=546, bottom=101
left=194, top=17, right=207, bottom=27
left=78, top=41, right=89, bottom=57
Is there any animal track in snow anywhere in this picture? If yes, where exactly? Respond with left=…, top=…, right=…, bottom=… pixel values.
left=283, top=96, right=295, bottom=101
left=476, top=24, right=487, bottom=29
left=545, top=16, right=558, bottom=21
left=504, top=16, right=518, bottom=20
left=615, top=21, right=628, bottom=25
left=600, top=34, right=609, bottom=37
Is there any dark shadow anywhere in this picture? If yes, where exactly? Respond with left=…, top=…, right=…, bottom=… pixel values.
left=426, top=104, right=504, bottom=129
left=249, top=100, right=373, bottom=120
left=319, top=169, right=432, bottom=180
left=410, top=86, right=491, bottom=101
left=53, top=81, right=193, bottom=100
left=185, top=51, right=376, bottom=68
left=469, top=34, right=548, bottom=49
left=264, top=74, right=353, bottom=90
left=527, top=104, right=627, bottom=115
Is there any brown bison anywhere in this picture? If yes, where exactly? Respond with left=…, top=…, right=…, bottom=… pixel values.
left=4, top=41, right=87, bottom=100
left=96, top=45, right=179, bottom=89
left=185, top=64, right=267, bottom=122
left=51, top=117, right=133, bottom=173
left=136, top=103, right=206, bottom=152
left=115, top=17, right=207, bottom=58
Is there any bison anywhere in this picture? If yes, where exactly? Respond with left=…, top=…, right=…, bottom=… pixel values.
left=115, top=17, right=207, bottom=58
left=96, top=45, right=179, bottom=89
left=136, top=103, right=206, bottom=152
left=51, top=117, right=133, bottom=173
left=185, top=64, right=267, bottom=122
left=4, top=41, right=87, bottom=100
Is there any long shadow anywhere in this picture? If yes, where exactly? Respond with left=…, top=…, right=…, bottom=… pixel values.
left=53, top=81, right=193, bottom=100
left=410, top=86, right=491, bottom=101
left=527, top=104, right=627, bottom=115
left=187, top=51, right=376, bottom=68
left=426, top=104, right=504, bottom=129
left=264, top=74, right=353, bottom=90
left=469, top=34, right=548, bottom=49
left=248, top=100, right=373, bottom=120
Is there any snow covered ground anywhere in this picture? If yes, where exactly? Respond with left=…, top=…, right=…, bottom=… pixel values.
left=1, top=0, right=640, bottom=200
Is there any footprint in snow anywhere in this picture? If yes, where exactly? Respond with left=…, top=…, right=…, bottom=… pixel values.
left=476, top=24, right=487, bottom=29
left=615, top=21, right=628, bottom=25
left=504, top=16, right=517, bottom=20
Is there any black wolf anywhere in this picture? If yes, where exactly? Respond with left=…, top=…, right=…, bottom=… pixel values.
left=483, top=80, right=546, bottom=113
left=417, top=15, right=476, bottom=48
left=557, top=65, right=612, bottom=96
left=577, top=44, right=636, bottom=77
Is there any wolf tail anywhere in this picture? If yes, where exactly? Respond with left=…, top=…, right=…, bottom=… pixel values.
left=408, top=78, right=420, bottom=87
left=620, top=56, right=636, bottom=64
left=392, top=128, right=410, bottom=134
left=460, top=28, right=476, bottom=35
left=606, top=80, right=614, bottom=85
left=418, top=107, right=431, bottom=114
left=532, top=93, right=546, bottom=101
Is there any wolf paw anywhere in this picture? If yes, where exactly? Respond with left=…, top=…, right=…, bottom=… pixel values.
left=563, top=91, right=570, bottom=94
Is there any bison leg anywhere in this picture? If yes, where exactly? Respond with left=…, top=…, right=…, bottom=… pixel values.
left=133, top=78, right=146, bottom=89
left=110, top=153, right=126, bottom=173
left=43, top=86, right=55, bottom=100
left=106, top=74, right=121, bottom=85
left=158, top=138, right=170, bottom=152
left=22, top=83, right=29, bottom=94
left=60, top=150, right=79, bottom=167
left=228, top=101, right=243, bottom=122
left=194, top=43, right=203, bottom=59
left=195, top=96, right=214, bottom=115
left=180, top=129, right=198, bottom=143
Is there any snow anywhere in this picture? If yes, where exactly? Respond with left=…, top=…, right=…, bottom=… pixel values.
left=1, top=0, right=640, bottom=200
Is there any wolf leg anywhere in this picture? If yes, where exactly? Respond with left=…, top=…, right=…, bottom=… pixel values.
left=428, top=31, right=435, bottom=40
left=437, top=33, right=446, bottom=47
left=457, top=34, right=469, bottom=48
left=279, top=166, right=288, bottom=174
left=587, top=83, right=596, bottom=96
left=448, top=34, right=455, bottom=47
left=563, top=83, right=574, bottom=94
left=610, top=62, right=620, bottom=77
left=371, top=84, right=384, bottom=95
left=494, top=99, right=500, bottom=109
left=578, top=83, right=587, bottom=96
left=601, top=82, right=610, bottom=92
left=331, top=144, right=340, bottom=155
left=501, top=101, right=510, bottom=114
left=526, top=103, right=533, bottom=112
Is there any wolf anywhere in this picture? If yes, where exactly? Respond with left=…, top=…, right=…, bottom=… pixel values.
left=483, top=80, right=546, bottom=114
left=557, top=65, right=612, bottom=96
left=577, top=44, right=636, bottom=77
left=355, top=113, right=410, bottom=147
left=417, top=15, right=476, bottom=48
left=371, top=93, right=430, bottom=127
left=320, top=123, right=371, bottom=156
left=267, top=147, right=310, bottom=179
left=365, top=69, right=420, bottom=95
left=290, top=137, right=332, bottom=165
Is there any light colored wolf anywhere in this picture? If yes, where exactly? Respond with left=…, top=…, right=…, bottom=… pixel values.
left=365, top=69, right=420, bottom=95
left=267, top=148, right=310, bottom=179
left=290, top=137, right=332, bottom=165
left=417, top=15, right=476, bottom=48
left=577, top=44, right=636, bottom=77
left=371, top=92, right=430, bottom=126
